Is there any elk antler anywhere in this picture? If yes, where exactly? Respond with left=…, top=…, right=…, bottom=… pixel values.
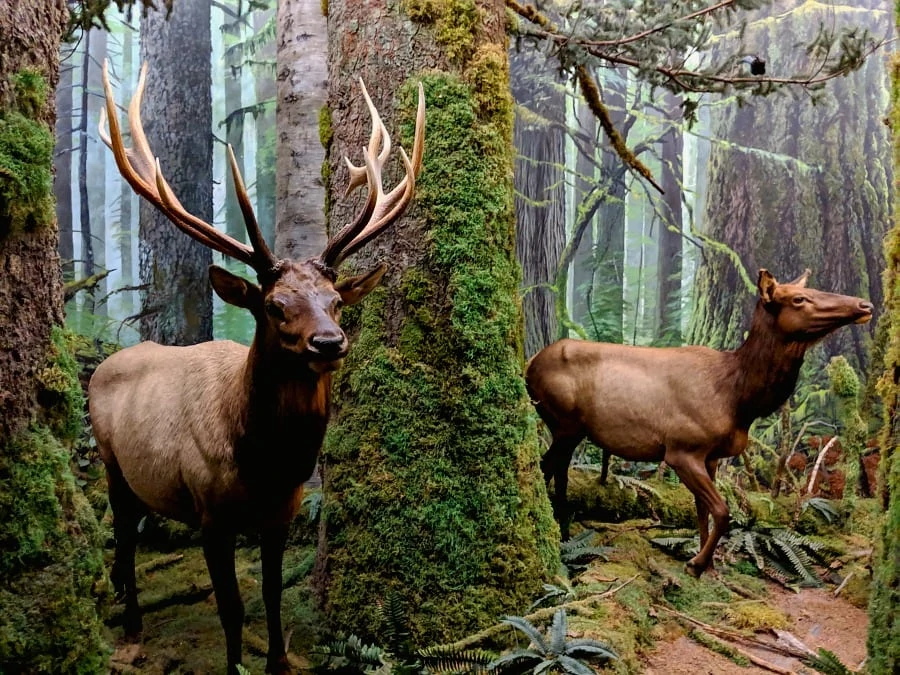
left=99, top=60, right=281, bottom=278
left=320, top=79, right=426, bottom=268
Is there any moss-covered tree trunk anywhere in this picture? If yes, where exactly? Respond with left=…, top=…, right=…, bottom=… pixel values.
left=866, top=7, right=900, bottom=669
left=686, top=0, right=891, bottom=368
left=0, top=3, right=108, bottom=671
left=138, top=2, right=213, bottom=344
left=315, top=0, right=558, bottom=644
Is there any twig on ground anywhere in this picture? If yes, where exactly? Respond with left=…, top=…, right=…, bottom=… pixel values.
left=136, top=553, right=184, bottom=576
left=833, top=572, right=854, bottom=597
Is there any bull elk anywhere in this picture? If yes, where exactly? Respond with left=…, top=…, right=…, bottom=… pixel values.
left=526, top=270, right=873, bottom=576
left=89, top=61, right=424, bottom=674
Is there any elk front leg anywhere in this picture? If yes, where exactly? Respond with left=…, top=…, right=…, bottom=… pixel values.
left=667, top=453, right=729, bottom=577
left=540, top=434, right=582, bottom=540
left=261, top=523, right=290, bottom=674
left=202, top=525, right=244, bottom=675
left=107, top=462, right=147, bottom=639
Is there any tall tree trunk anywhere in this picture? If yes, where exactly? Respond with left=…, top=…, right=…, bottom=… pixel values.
left=224, top=11, right=246, bottom=243
left=687, top=0, right=891, bottom=370
left=0, top=3, right=108, bottom=671
left=316, top=0, right=558, bottom=642
left=592, top=68, right=628, bottom=344
left=54, top=58, right=73, bottom=281
left=139, top=0, right=213, bottom=344
left=253, top=5, right=276, bottom=249
left=656, top=90, right=683, bottom=345
left=572, top=97, right=596, bottom=330
left=87, top=27, right=107, bottom=316
left=77, top=28, right=93, bottom=314
left=119, top=22, right=136, bottom=316
left=867, top=6, right=900, bottom=670
left=511, top=48, right=566, bottom=358
left=274, top=0, right=327, bottom=259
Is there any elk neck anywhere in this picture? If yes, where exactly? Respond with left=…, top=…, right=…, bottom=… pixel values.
left=231, top=335, right=332, bottom=489
left=730, top=301, right=808, bottom=427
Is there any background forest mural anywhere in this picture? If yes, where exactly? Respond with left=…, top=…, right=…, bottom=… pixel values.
left=2, top=0, right=899, bottom=673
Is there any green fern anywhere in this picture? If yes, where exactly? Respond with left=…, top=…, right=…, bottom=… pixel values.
left=559, top=529, right=612, bottom=573
left=724, top=526, right=825, bottom=587
left=802, top=648, right=854, bottom=675
left=650, top=535, right=699, bottom=559
left=417, top=645, right=493, bottom=673
left=311, top=633, right=387, bottom=673
left=613, top=474, right=661, bottom=498
left=802, top=497, right=840, bottom=524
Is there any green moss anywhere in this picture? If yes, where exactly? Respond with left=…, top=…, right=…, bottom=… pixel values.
left=0, top=426, right=108, bottom=673
left=36, top=327, right=86, bottom=443
left=321, top=72, right=557, bottom=644
left=12, top=69, right=48, bottom=119
left=403, top=0, right=481, bottom=64
left=828, top=355, right=861, bottom=399
left=0, top=109, right=54, bottom=234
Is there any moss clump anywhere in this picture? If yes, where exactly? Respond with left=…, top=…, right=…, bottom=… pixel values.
left=723, top=601, right=789, bottom=631
left=0, top=427, right=109, bottom=673
left=321, top=72, right=558, bottom=644
left=0, top=69, right=54, bottom=234
left=36, top=327, right=86, bottom=443
left=828, top=355, right=861, bottom=399
left=403, top=0, right=481, bottom=64
left=569, top=473, right=697, bottom=528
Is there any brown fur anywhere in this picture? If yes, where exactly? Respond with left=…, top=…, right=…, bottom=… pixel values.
left=526, top=270, right=873, bottom=576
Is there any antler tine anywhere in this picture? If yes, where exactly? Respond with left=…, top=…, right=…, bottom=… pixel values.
left=332, top=82, right=426, bottom=266
left=321, top=80, right=425, bottom=268
left=226, top=144, right=280, bottom=274
left=99, top=60, right=262, bottom=270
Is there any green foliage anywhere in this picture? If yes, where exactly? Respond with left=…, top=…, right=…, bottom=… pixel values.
left=322, top=72, right=557, bottom=643
left=827, top=356, right=860, bottom=400
left=687, top=629, right=750, bottom=667
left=0, top=70, right=54, bottom=235
left=802, top=648, right=854, bottom=675
left=488, top=609, right=617, bottom=674
left=558, top=529, right=612, bottom=575
left=312, top=633, right=388, bottom=673
left=724, top=527, right=825, bottom=588
left=36, top=327, right=86, bottom=443
left=0, top=427, right=108, bottom=673
left=403, top=0, right=481, bottom=64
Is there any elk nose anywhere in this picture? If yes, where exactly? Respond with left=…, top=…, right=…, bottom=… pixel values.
left=859, top=300, right=874, bottom=313
left=309, top=333, right=347, bottom=356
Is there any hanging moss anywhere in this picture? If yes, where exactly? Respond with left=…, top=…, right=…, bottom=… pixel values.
left=322, top=72, right=558, bottom=644
left=0, top=70, right=54, bottom=235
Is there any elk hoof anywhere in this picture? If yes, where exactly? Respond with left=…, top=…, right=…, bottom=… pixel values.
left=684, top=559, right=706, bottom=578
left=265, top=653, right=292, bottom=674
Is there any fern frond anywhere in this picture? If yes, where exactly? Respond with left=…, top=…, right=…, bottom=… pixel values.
left=500, top=616, right=548, bottom=652
left=801, top=648, right=854, bottom=675
left=417, top=645, right=493, bottom=673
left=614, top=474, right=661, bottom=497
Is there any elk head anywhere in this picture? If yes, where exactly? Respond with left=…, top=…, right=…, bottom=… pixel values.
left=758, top=269, right=874, bottom=341
left=100, top=61, right=425, bottom=372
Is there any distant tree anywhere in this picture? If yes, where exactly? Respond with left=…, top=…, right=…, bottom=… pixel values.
left=138, top=0, right=213, bottom=344
left=53, top=54, right=74, bottom=281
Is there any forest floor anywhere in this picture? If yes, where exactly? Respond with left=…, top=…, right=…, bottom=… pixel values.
left=101, top=512, right=874, bottom=675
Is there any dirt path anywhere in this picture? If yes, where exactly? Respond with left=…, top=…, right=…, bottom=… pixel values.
left=644, top=586, right=869, bottom=674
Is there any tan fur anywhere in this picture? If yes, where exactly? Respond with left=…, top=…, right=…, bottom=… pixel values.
left=527, top=270, right=873, bottom=576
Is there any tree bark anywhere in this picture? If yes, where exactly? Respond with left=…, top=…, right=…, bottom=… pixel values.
left=316, top=0, right=558, bottom=643
left=138, top=0, right=213, bottom=345
left=511, top=47, right=566, bottom=358
left=572, top=96, right=596, bottom=331
left=0, top=3, right=108, bottom=671
left=656, top=89, right=683, bottom=345
left=274, top=0, right=328, bottom=260
left=253, top=5, right=276, bottom=249
left=54, top=57, right=73, bottom=281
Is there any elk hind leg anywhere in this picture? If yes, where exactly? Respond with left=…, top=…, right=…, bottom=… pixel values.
left=541, top=434, right=583, bottom=540
left=202, top=524, right=244, bottom=675
left=106, top=460, right=147, bottom=638
left=261, top=523, right=290, bottom=674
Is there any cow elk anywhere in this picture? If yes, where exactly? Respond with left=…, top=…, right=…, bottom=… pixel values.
left=526, top=270, right=873, bottom=576
left=89, top=61, right=424, bottom=674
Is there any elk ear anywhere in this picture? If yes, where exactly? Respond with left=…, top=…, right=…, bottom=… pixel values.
left=335, top=263, right=388, bottom=306
left=758, top=269, right=778, bottom=304
left=788, top=269, right=811, bottom=287
left=209, top=265, right=262, bottom=311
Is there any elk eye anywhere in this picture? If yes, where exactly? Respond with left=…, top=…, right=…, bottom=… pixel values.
left=334, top=298, right=344, bottom=311
left=792, top=296, right=807, bottom=306
left=265, top=299, right=286, bottom=320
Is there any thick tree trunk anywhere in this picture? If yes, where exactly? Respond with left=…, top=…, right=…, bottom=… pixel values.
left=274, top=0, right=327, bottom=259
left=511, top=48, right=566, bottom=358
left=253, top=6, right=276, bottom=249
left=687, top=0, right=891, bottom=370
left=316, top=0, right=558, bottom=643
left=138, top=0, right=213, bottom=344
left=0, top=3, right=107, bottom=672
